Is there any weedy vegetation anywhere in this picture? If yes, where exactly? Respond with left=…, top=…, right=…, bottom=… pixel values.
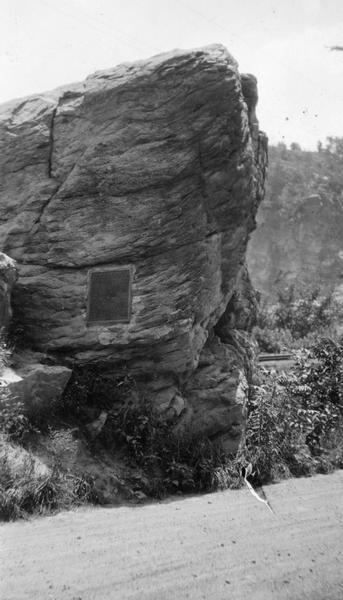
left=59, top=372, right=243, bottom=498
left=254, top=285, right=342, bottom=353
left=248, top=284, right=343, bottom=482
left=0, top=340, right=99, bottom=521
left=0, top=438, right=97, bottom=521
left=245, top=337, right=343, bottom=484
left=1, top=322, right=343, bottom=520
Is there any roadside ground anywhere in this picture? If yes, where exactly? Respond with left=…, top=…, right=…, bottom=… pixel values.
left=1, top=471, right=343, bottom=600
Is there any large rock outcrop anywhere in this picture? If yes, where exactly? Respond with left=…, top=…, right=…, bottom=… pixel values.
left=0, top=45, right=267, bottom=450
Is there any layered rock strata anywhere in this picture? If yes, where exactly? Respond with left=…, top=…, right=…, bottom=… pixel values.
left=0, top=45, right=267, bottom=450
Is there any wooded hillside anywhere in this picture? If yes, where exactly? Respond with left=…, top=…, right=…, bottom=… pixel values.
left=248, top=138, right=343, bottom=301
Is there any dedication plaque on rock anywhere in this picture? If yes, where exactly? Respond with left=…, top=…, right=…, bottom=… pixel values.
left=87, top=267, right=132, bottom=324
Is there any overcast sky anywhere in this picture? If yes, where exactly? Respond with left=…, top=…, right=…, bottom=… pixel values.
left=1, top=0, right=343, bottom=149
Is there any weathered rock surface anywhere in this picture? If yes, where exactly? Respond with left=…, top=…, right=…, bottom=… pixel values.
left=180, top=335, right=248, bottom=453
left=0, top=253, right=17, bottom=335
left=0, top=352, right=72, bottom=415
left=0, top=45, right=267, bottom=450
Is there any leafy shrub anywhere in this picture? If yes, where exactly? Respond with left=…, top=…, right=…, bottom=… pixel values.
left=244, top=337, right=343, bottom=483
left=273, top=286, right=335, bottom=338
left=254, top=285, right=342, bottom=351
left=284, top=338, right=343, bottom=452
left=98, top=393, right=241, bottom=496
left=0, top=338, right=11, bottom=372
left=245, top=371, right=315, bottom=482
left=0, top=388, right=38, bottom=443
left=0, top=337, right=37, bottom=442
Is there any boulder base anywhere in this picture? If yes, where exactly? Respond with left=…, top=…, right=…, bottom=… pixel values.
left=0, top=353, right=71, bottom=416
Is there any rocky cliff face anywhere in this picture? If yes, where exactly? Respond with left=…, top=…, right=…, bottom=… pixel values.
left=248, top=195, right=343, bottom=302
left=0, top=45, right=267, bottom=451
left=247, top=143, right=343, bottom=303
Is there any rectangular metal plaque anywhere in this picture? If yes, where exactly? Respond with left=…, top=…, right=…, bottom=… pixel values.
left=87, top=267, right=132, bottom=325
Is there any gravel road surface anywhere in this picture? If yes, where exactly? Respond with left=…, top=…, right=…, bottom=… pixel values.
left=1, top=471, right=343, bottom=600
